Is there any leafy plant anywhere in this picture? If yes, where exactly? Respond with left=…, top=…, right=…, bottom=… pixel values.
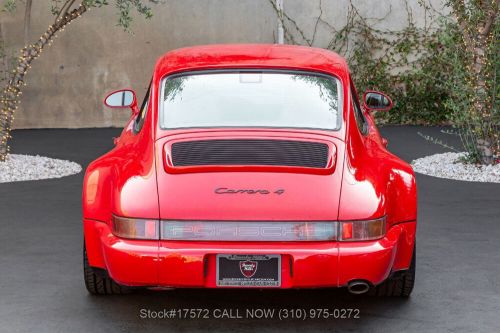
left=0, top=0, right=160, bottom=161
left=268, top=0, right=452, bottom=125
left=269, top=0, right=499, bottom=164
left=444, top=0, right=499, bottom=164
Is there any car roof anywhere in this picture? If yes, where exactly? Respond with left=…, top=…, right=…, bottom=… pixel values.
left=153, top=44, right=349, bottom=79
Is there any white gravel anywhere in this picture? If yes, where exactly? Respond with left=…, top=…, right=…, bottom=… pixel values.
left=412, top=152, right=500, bottom=183
left=2, top=152, right=498, bottom=184
left=0, top=154, right=82, bottom=183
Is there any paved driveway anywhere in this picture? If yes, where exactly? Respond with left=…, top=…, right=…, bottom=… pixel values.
left=0, top=126, right=499, bottom=332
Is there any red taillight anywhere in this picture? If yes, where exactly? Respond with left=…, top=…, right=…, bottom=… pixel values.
left=339, top=218, right=386, bottom=241
left=342, top=222, right=353, bottom=240
left=112, top=216, right=159, bottom=240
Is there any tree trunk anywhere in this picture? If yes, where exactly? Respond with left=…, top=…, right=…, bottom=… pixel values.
left=0, top=5, right=87, bottom=161
left=450, top=0, right=499, bottom=164
left=469, top=38, right=495, bottom=164
left=0, top=23, right=8, bottom=83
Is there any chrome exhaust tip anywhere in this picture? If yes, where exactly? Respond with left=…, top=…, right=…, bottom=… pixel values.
left=347, top=280, right=370, bottom=295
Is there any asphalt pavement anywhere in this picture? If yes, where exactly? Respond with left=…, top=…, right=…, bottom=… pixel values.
left=0, top=126, right=499, bottom=333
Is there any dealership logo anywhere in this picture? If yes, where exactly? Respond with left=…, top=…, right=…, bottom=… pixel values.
left=215, top=188, right=285, bottom=195
left=239, top=260, right=258, bottom=278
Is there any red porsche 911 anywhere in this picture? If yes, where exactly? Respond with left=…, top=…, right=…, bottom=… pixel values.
left=83, top=44, right=417, bottom=296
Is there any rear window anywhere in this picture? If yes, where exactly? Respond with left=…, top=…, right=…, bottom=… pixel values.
left=159, top=71, right=342, bottom=130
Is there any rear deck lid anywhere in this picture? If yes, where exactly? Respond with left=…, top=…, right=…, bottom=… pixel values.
left=155, top=131, right=345, bottom=221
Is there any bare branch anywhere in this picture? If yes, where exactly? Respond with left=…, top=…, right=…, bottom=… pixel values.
left=55, top=0, right=76, bottom=22
left=450, top=0, right=475, bottom=54
left=310, top=0, right=323, bottom=46
left=23, top=0, right=33, bottom=44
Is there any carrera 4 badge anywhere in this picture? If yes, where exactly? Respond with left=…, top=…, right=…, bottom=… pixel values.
left=214, top=188, right=285, bottom=195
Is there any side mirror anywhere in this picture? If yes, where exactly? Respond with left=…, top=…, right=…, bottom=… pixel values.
left=363, top=91, right=393, bottom=112
left=104, top=89, right=139, bottom=115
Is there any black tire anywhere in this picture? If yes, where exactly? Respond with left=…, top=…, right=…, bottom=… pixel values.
left=83, top=244, right=129, bottom=295
left=370, top=244, right=416, bottom=297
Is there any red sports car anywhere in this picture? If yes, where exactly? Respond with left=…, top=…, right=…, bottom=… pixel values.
left=83, top=44, right=417, bottom=296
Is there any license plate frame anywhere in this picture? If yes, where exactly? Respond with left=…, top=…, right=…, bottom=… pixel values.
left=216, top=254, right=281, bottom=287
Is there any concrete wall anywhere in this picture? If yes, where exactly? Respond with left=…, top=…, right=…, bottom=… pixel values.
left=0, top=0, right=446, bottom=129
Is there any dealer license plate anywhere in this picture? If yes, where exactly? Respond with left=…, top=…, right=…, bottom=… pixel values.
left=216, top=254, right=281, bottom=287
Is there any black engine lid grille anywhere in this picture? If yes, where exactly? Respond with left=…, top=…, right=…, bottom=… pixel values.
left=171, top=139, right=329, bottom=168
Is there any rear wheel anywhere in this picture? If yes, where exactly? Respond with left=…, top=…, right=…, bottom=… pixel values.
left=83, top=244, right=130, bottom=295
left=370, top=244, right=416, bottom=297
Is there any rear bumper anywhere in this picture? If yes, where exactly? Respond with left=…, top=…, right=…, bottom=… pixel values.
left=84, top=219, right=416, bottom=288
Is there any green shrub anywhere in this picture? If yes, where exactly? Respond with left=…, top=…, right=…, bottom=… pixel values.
left=349, top=19, right=461, bottom=125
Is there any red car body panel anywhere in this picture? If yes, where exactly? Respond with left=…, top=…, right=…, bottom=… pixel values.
left=83, top=44, right=417, bottom=289
left=155, top=131, right=344, bottom=220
